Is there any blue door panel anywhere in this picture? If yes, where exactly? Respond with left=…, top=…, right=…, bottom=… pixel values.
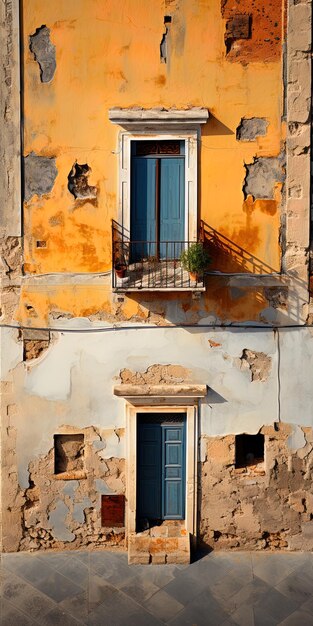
left=131, top=158, right=156, bottom=260
left=165, top=482, right=182, bottom=518
left=137, top=424, right=161, bottom=520
left=162, top=424, right=185, bottom=520
left=131, top=150, right=185, bottom=262
left=160, top=158, right=185, bottom=259
left=137, top=417, right=185, bottom=522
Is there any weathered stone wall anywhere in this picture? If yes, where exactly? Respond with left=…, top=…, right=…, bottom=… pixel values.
left=199, top=423, right=313, bottom=551
left=285, top=0, right=311, bottom=323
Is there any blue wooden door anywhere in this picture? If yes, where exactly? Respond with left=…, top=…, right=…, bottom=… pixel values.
left=131, top=158, right=157, bottom=260
left=137, top=415, right=185, bottom=523
left=131, top=150, right=185, bottom=260
left=162, top=424, right=185, bottom=519
left=160, top=158, right=185, bottom=259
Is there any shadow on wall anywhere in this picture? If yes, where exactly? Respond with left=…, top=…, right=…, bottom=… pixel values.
left=201, top=115, right=235, bottom=137
left=200, top=221, right=277, bottom=275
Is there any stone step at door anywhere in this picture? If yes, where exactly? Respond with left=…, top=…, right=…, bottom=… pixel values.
left=128, top=532, right=190, bottom=565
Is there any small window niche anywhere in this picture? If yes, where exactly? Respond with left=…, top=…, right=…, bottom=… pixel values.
left=54, top=434, right=85, bottom=479
left=235, top=433, right=264, bottom=469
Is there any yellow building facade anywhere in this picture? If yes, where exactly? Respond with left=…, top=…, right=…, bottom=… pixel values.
left=1, top=0, right=312, bottom=561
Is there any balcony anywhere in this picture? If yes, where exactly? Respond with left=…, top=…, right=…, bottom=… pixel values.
left=112, top=221, right=205, bottom=292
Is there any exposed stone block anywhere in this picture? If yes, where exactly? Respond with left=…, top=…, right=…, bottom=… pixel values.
left=29, top=25, right=56, bottom=83
left=243, top=155, right=285, bottom=200
left=24, top=153, right=57, bottom=202
left=236, top=118, right=268, bottom=142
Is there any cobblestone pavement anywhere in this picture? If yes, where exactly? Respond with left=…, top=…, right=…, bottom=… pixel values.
left=1, top=550, right=313, bottom=625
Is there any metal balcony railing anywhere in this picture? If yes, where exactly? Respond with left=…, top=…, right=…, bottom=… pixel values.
left=112, top=220, right=205, bottom=291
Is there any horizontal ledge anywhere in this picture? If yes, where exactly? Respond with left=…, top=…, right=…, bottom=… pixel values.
left=113, top=287, right=206, bottom=293
left=109, top=107, right=209, bottom=127
left=114, top=384, right=208, bottom=398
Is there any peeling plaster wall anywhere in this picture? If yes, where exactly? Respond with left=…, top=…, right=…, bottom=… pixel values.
left=200, top=423, right=313, bottom=551
left=2, top=323, right=313, bottom=552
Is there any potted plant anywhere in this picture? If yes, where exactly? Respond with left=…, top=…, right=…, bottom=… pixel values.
left=180, top=243, right=211, bottom=281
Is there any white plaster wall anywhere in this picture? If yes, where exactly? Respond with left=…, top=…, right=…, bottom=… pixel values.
left=0, top=328, right=22, bottom=379
left=5, top=321, right=281, bottom=487
left=3, top=322, right=313, bottom=490
left=279, top=328, right=313, bottom=426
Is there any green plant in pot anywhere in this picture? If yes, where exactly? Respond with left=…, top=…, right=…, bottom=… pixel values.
left=180, top=243, right=211, bottom=281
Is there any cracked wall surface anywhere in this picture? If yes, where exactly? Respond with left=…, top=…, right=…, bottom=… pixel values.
left=199, top=423, right=313, bottom=551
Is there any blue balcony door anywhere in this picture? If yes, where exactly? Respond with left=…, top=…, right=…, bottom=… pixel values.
left=137, top=414, right=186, bottom=525
left=131, top=143, right=185, bottom=261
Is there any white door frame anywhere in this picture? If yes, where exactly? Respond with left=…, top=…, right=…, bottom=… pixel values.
left=126, top=404, right=198, bottom=541
left=118, top=130, right=199, bottom=244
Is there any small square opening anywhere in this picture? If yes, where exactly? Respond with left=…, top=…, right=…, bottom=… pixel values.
left=54, top=434, right=84, bottom=474
left=235, top=433, right=264, bottom=468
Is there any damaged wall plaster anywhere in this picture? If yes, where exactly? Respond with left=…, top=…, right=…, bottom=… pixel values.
left=224, top=14, right=251, bottom=55
left=199, top=424, right=313, bottom=551
left=16, top=427, right=126, bottom=552
left=160, top=16, right=171, bottom=63
left=120, top=364, right=191, bottom=385
left=54, top=434, right=84, bottom=474
left=238, top=349, right=272, bottom=382
left=221, top=0, right=283, bottom=62
left=29, top=25, right=56, bottom=83
left=236, top=118, right=268, bottom=142
left=24, top=153, right=57, bottom=202
left=243, top=155, right=285, bottom=200
left=67, top=163, right=97, bottom=200
left=22, top=329, right=51, bottom=361
left=264, top=287, right=288, bottom=310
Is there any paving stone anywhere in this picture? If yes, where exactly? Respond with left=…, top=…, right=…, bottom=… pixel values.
left=2, top=554, right=55, bottom=584
left=58, top=591, right=89, bottom=622
left=87, top=574, right=119, bottom=612
left=255, top=587, right=300, bottom=621
left=221, top=575, right=273, bottom=614
left=251, top=552, right=309, bottom=586
left=279, top=610, right=313, bottom=626
left=88, top=589, right=163, bottom=626
left=35, top=570, right=84, bottom=603
left=275, top=570, right=313, bottom=605
left=57, top=557, right=90, bottom=588
left=131, top=564, right=177, bottom=589
left=168, top=588, right=229, bottom=626
left=0, top=598, right=38, bottom=626
left=118, top=574, right=160, bottom=603
left=143, top=588, right=185, bottom=622
left=161, top=567, right=209, bottom=605
left=40, top=606, right=84, bottom=625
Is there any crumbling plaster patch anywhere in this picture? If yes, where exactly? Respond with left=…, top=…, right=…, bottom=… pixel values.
left=68, top=162, right=97, bottom=200
left=23, top=153, right=57, bottom=202
left=238, top=349, right=272, bottom=382
left=15, top=427, right=126, bottom=552
left=243, top=155, right=285, bottom=200
left=236, top=118, right=268, bottom=142
left=199, top=424, right=313, bottom=551
left=29, top=25, right=56, bottom=83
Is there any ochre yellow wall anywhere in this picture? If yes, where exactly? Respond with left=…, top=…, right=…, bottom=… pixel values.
left=20, top=0, right=285, bottom=324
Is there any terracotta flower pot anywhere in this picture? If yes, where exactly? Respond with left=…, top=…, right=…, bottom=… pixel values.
left=189, top=271, right=199, bottom=282
left=115, top=264, right=127, bottom=278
